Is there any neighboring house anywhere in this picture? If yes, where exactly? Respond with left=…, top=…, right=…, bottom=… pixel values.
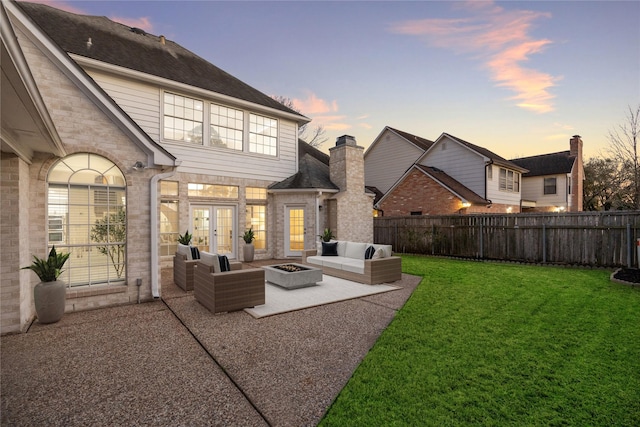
left=364, top=126, right=434, bottom=196
left=511, top=135, right=584, bottom=212
left=1, top=1, right=371, bottom=334
left=373, top=132, right=528, bottom=215
left=366, top=127, right=585, bottom=216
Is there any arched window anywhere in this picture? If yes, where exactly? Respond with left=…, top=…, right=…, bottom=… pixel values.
left=47, top=153, right=126, bottom=287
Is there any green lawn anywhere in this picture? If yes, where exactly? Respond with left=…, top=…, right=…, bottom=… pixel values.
left=320, top=256, right=640, bottom=426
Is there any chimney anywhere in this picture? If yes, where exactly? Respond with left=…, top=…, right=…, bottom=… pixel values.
left=569, top=135, right=584, bottom=212
left=329, top=135, right=373, bottom=242
left=159, top=35, right=166, bottom=45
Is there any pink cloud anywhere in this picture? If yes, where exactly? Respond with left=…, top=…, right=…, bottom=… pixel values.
left=292, top=92, right=339, bottom=115
left=389, top=0, right=558, bottom=113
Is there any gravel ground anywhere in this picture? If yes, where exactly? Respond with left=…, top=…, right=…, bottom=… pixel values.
left=1, top=261, right=420, bottom=426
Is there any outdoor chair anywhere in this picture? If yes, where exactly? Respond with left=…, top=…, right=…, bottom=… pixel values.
left=194, top=251, right=265, bottom=313
left=173, top=244, right=198, bottom=291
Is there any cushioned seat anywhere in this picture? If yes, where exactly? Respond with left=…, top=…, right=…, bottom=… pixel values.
left=173, top=244, right=198, bottom=291
left=194, top=251, right=265, bottom=313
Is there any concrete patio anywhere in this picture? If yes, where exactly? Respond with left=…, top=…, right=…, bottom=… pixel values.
left=1, top=260, right=420, bottom=426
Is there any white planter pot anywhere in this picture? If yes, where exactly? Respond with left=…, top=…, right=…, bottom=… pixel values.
left=243, top=243, right=255, bottom=262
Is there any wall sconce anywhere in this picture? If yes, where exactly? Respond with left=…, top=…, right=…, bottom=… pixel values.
left=461, top=202, right=471, bottom=208
left=132, top=161, right=146, bottom=171
left=506, top=207, right=513, bottom=213
left=318, top=205, right=323, bottom=211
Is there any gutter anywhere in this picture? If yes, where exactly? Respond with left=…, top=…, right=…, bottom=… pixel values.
left=150, top=169, right=177, bottom=298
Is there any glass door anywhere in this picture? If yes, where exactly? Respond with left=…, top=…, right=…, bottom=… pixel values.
left=285, top=206, right=305, bottom=257
left=190, top=205, right=236, bottom=259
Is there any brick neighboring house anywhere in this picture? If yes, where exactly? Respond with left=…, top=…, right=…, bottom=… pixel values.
left=366, top=127, right=585, bottom=216
left=1, top=1, right=371, bottom=334
left=371, top=131, right=528, bottom=215
left=511, top=135, right=584, bottom=212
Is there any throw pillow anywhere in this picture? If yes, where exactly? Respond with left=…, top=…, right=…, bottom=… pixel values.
left=321, top=241, right=338, bottom=256
left=364, top=245, right=375, bottom=260
left=371, top=248, right=385, bottom=260
left=218, top=255, right=230, bottom=272
left=190, top=246, right=200, bottom=260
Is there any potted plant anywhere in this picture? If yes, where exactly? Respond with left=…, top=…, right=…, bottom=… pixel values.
left=22, top=246, right=70, bottom=324
left=177, top=229, right=192, bottom=245
left=243, top=228, right=255, bottom=262
left=320, top=228, right=335, bottom=242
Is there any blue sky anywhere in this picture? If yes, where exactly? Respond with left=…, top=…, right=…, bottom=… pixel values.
left=28, top=0, right=640, bottom=160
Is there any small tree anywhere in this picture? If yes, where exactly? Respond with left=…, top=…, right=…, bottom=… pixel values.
left=91, top=208, right=126, bottom=278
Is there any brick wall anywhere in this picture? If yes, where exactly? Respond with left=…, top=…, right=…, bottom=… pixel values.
left=380, top=169, right=464, bottom=216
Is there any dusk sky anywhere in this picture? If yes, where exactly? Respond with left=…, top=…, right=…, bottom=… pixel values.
left=24, top=0, right=640, bottom=160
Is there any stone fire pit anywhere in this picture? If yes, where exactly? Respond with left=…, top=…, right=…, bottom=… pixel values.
left=263, top=263, right=323, bottom=290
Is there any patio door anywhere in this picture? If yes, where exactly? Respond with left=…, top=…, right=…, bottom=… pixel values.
left=285, top=206, right=305, bottom=257
left=191, top=205, right=236, bottom=258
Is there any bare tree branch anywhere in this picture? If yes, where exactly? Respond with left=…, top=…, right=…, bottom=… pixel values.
left=272, top=95, right=329, bottom=148
left=606, top=104, right=640, bottom=209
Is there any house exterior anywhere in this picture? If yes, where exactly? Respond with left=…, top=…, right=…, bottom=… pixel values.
left=373, top=132, right=528, bottom=215
left=364, top=126, right=434, bottom=195
left=511, top=135, right=584, bottom=212
left=1, top=1, right=371, bottom=334
left=366, top=127, right=584, bottom=216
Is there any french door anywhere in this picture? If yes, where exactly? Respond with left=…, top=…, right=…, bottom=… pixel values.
left=190, top=205, right=236, bottom=259
left=285, top=206, right=305, bottom=257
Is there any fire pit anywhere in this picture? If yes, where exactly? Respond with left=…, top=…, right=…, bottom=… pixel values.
left=263, top=263, right=323, bottom=290
left=273, top=264, right=311, bottom=273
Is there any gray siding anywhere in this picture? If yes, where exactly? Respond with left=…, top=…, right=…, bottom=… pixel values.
left=420, top=136, right=486, bottom=196
left=364, top=128, right=424, bottom=193
left=88, top=70, right=298, bottom=182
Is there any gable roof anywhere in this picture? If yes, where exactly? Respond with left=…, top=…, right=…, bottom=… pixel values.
left=387, top=127, right=435, bottom=151
left=377, top=163, right=488, bottom=208
left=414, top=164, right=488, bottom=205
left=365, top=126, right=434, bottom=158
left=17, top=1, right=306, bottom=121
left=439, top=133, right=528, bottom=173
left=4, top=0, right=176, bottom=167
left=510, top=151, right=575, bottom=177
left=268, top=140, right=338, bottom=191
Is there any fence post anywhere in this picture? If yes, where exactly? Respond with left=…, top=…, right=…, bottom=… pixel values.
left=627, top=223, right=632, bottom=268
left=542, top=223, right=546, bottom=264
left=479, top=222, right=483, bottom=259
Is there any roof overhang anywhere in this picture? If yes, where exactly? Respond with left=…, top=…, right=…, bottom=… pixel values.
left=1, top=1, right=65, bottom=163
left=4, top=0, right=177, bottom=168
left=267, top=188, right=340, bottom=194
left=74, top=55, right=311, bottom=127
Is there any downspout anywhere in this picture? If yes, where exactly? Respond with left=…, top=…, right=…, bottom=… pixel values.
left=316, top=191, right=322, bottom=244
left=150, top=169, right=177, bottom=298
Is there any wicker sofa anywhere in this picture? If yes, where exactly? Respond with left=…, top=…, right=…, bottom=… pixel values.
left=194, top=251, right=265, bottom=313
left=302, top=241, right=401, bottom=285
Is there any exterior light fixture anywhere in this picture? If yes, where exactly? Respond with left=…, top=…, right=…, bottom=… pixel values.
left=132, top=161, right=146, bottom=171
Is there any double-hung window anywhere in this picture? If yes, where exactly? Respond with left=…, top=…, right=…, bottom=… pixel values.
left=249, top=114, right=278, bottom=156
left=210, top=103, right=243, bottom=150
left=544, top=177, right=557, bottom=195
left=163, top=93, right=203, bottom=144
left=160, top=181, right=179, bottom=256
left=246, top=187, right=267, bottom=250
left=499, top=168, right=520, bottom=192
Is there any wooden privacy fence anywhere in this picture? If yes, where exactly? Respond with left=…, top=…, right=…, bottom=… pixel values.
left=374, top=212, right=640, bottom=268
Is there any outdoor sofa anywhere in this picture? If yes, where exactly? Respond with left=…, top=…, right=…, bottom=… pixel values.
left=194, top=251, right=265, bottom=313
left=302, top=240, right=402, bottom=285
